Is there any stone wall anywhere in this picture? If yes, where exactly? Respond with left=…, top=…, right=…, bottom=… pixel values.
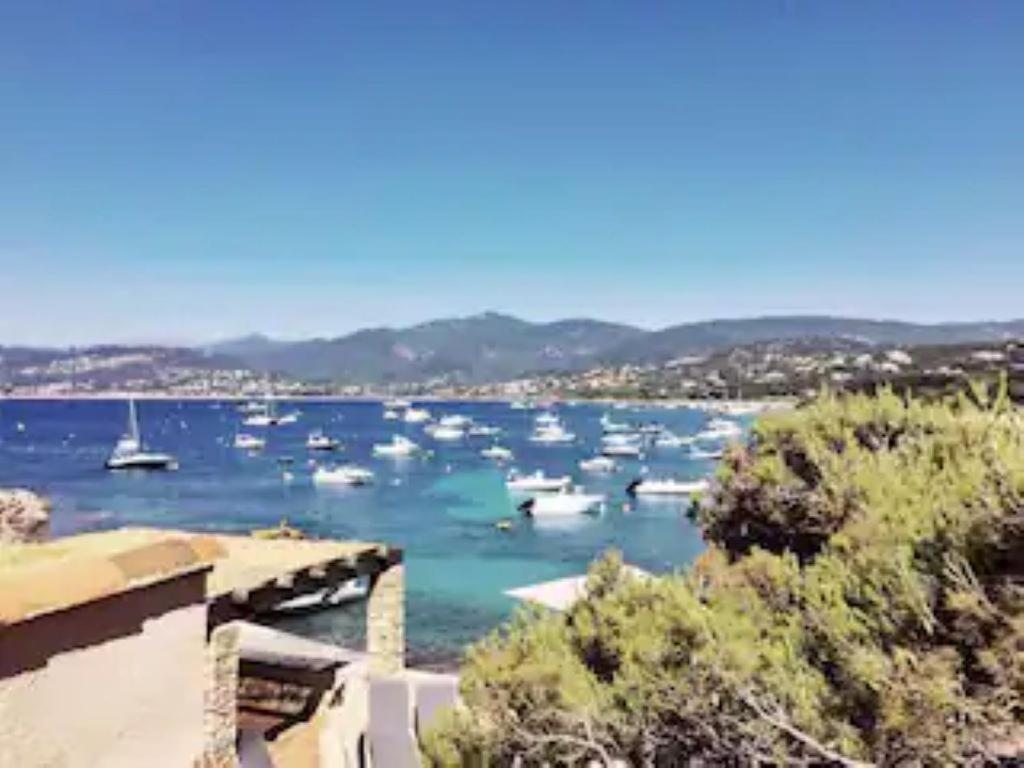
left=367, top=563, right=405, bottom=675
left=0, top=489, right=50, bottom=544
left=0, top=601, right=208, bottom=767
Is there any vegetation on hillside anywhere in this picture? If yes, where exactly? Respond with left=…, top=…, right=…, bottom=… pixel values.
left=425, top=383, right=1024, bottom=766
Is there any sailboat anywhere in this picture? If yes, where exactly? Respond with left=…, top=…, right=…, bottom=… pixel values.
left=105, top=400, right=177, bottom=470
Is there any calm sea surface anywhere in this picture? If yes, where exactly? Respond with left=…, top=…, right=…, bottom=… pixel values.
left=0, top=399, right=741, bottom=665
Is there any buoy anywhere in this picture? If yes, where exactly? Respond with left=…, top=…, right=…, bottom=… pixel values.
left=496, top=519, right=513, bottom=532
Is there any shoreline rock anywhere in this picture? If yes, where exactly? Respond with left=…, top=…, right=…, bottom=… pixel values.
left=0, top=489, right=51, bottom=544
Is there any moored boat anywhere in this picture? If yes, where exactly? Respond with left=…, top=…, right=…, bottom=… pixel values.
left=626, top=477, right=710, bottom=497
left=518, top=488, right=606, bottom=517
left=105, top=400, right=177, bottom=471
left=372, top=435, right=420, bottom=457
left=313, top=464, right=375, bottom=486
left=306, top=430, right=340, bottom=451
left=234, top=433, right=266, bottom=450
left=505, top=470, right=572, bottom=493
left=579, top=455, right=617, bottom=473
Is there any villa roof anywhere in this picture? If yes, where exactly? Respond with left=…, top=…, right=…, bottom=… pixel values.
left=0, top=529, right=222, bottom=625
left=505, top=565, right=652, bottom=611
left=0, top=527, right=400, bottom=626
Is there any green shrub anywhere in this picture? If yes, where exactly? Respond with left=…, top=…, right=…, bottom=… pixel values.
left=426, top=384, right=1024, bottom=766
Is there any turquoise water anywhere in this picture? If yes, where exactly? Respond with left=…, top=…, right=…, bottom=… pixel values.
left=0, top=399, right=733, bottom=664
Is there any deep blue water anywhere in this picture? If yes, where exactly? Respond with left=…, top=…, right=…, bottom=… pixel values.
left=0, top=399, right=736, bottom=664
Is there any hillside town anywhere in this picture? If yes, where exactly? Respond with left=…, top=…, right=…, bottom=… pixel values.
left=3, top=338, right=1022, bottom=403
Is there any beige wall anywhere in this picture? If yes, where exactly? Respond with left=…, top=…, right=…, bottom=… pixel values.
left=0, top=602, right=208, bottom=768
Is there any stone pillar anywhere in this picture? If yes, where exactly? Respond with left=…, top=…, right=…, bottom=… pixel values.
left=202, top=622, right=240, bottom=768
left=367, top=563, right=405, bottom=675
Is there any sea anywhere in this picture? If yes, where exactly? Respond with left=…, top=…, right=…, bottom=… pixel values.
left=0, top=399, right=740, bottom=666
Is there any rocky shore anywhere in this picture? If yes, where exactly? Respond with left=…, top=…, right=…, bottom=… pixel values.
left=0, top=489, right=51, bottom=544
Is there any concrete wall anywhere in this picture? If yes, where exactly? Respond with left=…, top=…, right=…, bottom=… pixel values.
left=0, top=578, right=209, bottom=768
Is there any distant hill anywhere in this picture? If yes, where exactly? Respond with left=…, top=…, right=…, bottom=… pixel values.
left=207, top=313, right=1024, bottom=384
left=600, top=316, right=1024, bottom=365
left=208, top=312, right=644, bottom=383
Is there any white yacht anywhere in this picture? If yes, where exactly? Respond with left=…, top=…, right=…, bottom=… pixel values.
left=234, top=433, right=266, bottom=451
left=505, top=470, right=572, bottom=493
left=481, top=445, right=514, bottom=461
left=689, top=446, right=725, bottom=460
left=534, top=412, right=560, bottom=427
left=579, top=455, right=617, bottom=473
left=519, top=488, right=606, bottom=517
left=601, top=434, right=644, bottom=457
left=529, top=422, right=576, bottom=444
left=600, top=414, right=633, bottom=434
left=313, top=465, right=375, bottom=486
left=404, top=407, right=432, bottom=424
left=383, top=398, right=411, bottom=410
left=105, top=400, right=177, bottom=471
left=268, top=576, right=369, bottom=615
left=428, top=424, right=464, bottom=441
left=654, top=431, right=692, bottom=448
left=626, top=478, right=710, bottom=497
left=438, top=414, right=473, bottom=429
left=509, top=400, right=534, bottom=410
left=306, top=430, right=340, bottom=451
left=468, top=424, right=501, bottom=437
left=242, top=399, right=298, bottom=427
left=696, top=417, right=743, bottom=442
left=372, top=435, right=420, bottom=458
left=383, top=409, right=401, bottom=421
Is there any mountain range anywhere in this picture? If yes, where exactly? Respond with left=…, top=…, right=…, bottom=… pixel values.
left=207, top=313, right=1024, bottom=384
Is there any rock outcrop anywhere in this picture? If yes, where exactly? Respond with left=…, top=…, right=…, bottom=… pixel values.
left=0, top=489, right=51, bottom=543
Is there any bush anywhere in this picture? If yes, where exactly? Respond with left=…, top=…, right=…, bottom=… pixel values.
left=425, top=384, right=1024, bottom=766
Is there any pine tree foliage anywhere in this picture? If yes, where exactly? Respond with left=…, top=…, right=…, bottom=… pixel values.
left=424, top=384, right=1024, bottom=766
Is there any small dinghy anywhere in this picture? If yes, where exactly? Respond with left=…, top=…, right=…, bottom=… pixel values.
left=626, top=478, right=710, bottom=497
left=505, top=470, right=572, bottom=493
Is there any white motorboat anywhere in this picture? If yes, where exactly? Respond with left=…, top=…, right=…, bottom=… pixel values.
left=529, top=423, right=576, bottom=444
left=601, top=434, right=644, bottom=457
left=535, top=412, right=560, bottom=427
left=313, top=465, right=375, bottom=486
left=579, top=455, right=617, bottom=473
left=428, top=424, right=464, bottom=441
left=481, top=445, right=514, bottom=461
left=509, top=400, right=534, bottom=410
left=439, top=414, right=473, bottom=429
left=654, top=431, right=692, bottom=448
left=243, top=410, right=275, bottom=427
left=277, top=411, right=300, bottom=425
left=505, top=470, right=572, bottom=493
left=602, top=443, right=644, bottom=458
left=384, top=398, right=411, bottom=410
left=626, top=478, right=710, bottom=497
left=372, top=435, right=420, bottom=458
left=105, top=400, right=177, bottom=470
left=238, top=401, right=265, bottom=415
left=383, top=409, right=401, bottom=421
left=306, top=430, right=340, bottom=451
left=242, top=399, right=299, bottom=427
left=404, top=407, right=432, bottom=423
left=468, top=424, right=501, bottom=437
left=600, top=414, right=633, bottom=434
left=519, top=488, right=606, bottom=517
left=696, top=417, right=743, bottom=442
left=234, top=433, right=266, bottom=450
left=268, top=576, right=369, bottom=615
left=689, top=446, right=725, bottom=460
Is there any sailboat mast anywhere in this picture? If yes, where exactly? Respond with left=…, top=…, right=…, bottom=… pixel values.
left=129, top=399, right=140, bottom=443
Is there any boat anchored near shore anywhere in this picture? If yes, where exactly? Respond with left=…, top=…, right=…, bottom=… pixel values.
left=105, top=399, right=177, bottom=470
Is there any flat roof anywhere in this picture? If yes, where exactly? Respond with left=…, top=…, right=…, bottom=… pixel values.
left=0, top=527, right=399, bottom=625
left=505, top=565, right=652, bottom=612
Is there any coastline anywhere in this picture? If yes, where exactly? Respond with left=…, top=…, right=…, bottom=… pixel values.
left=0, top=391, right=795, bottom=412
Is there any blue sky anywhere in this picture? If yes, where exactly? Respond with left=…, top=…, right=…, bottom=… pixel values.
left=1, top=2, right=1022, bottom=345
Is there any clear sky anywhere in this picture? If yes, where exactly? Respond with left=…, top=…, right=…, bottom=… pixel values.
left=1, top=1, right=1022, bottom=345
